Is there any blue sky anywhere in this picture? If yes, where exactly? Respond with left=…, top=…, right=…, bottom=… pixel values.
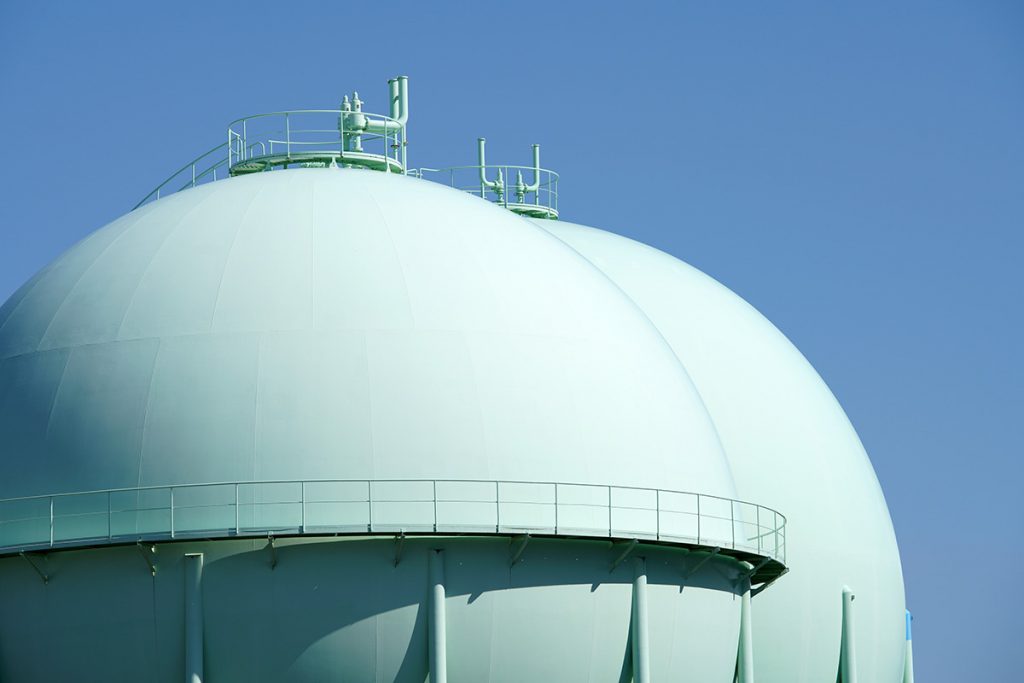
left=1, top=2, right=1021, bottom=680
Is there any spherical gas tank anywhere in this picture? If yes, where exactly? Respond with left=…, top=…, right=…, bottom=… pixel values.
left=539, top=219, right=907, bottom=682
left=0, top=170, right=734, bottom=497
left=0, top=169, right=763, bottom=682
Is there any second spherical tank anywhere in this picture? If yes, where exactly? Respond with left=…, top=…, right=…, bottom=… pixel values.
left=538, top=220, right=907, bottom=682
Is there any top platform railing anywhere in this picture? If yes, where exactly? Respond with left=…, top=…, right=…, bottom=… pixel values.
left=134, top=108, right=407, bottom=210
left=0, top=478, right=786, bottom=581
left=412, top=165, right=559, bottom=219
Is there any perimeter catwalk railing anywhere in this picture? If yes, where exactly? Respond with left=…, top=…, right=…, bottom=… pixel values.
left=0, top=479, right=786, bottom=574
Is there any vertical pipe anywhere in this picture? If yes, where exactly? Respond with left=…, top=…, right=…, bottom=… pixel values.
left=632, top=557, right=651, bottom=683
left=477, top=138, right=488, bottom=197
left=840, top=586, right=858, bottom=683
left=737, top=571, right=755, bottom=683
left=49, top=497, right=54, bottom=547
left=429, top=549, right=448, bottom=683
left=531, top=144, right=542, bottom=202
left=396, top=75, right=409, bottom=122
left=903, top=610, right=915, bottom=683
left=184, top=553, right=205, bottom=683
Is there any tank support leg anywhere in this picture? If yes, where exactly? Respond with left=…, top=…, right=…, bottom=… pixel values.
left=631, top=557, right=650, bottom=683
left=903, top=610, right=915, bottom=683
left=737, top=578, right=754, bottom=683
left=429, top=549, right=448, bottom=683
left=839, top=586, right=858, bottom=683
left=184, top=553, right=204, bottom=683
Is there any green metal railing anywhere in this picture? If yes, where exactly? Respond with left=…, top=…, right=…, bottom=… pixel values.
left=0, top=479, right=785, bottom=564
left=412, top=165, right=559, bottom=219
left=134, top=108, right=407, bottom=210
left=226, top=109, right=406, bottom=175
left=133, top=142, right=230, bottom=209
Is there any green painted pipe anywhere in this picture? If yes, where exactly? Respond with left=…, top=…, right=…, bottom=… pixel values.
left=477, top=138, right=503, bottom=198
left=840, top=586, right=858, bottom=683
left=429, top=549, right=447, bottom=683
left=903, top=611, right=915, bottom=683
left=184, top=553, right=204, bottom=683
left=364, top=76, right=408, bottom=133
left=737, top=575, right=754, bottom=683
left=632, top=557, right=650, bottom=683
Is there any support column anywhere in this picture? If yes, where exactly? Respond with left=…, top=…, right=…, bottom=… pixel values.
left=737, top=579, right=754, bottom=683
left=184, top=553, right=204, bottom=683
left=903, top=610, right=915, bottom=683
left=839, top=586, right=858, bottom=683
left=429, top=549, right=447, bottom=683
left=631, top=557, right=650, bottom=683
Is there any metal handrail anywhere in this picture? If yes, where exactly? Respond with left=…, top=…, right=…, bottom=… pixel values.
left=414, top=165, right=560, bottom=218
left=227, top=109, right=406, bottom=173
left=133, top=107, right=409, bottom=211
left=0, top=478, right=785, bottom=565
left=133, top=142, right=230, bottom=210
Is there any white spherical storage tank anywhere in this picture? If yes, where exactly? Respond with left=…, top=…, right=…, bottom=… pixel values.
left=0, top=168, right=787, bottom=682
left=0, top=75, right=909, bottom=682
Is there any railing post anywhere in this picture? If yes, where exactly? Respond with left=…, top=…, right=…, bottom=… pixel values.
left=107, top=491, right=112, bottom=541
left=286, top=113, right=291, bottom=159
left=170, top=487, right=175, bottom=539
left=553, top=483, right=558, bottom=535
left=655, top=489, right=660, bottom=540
left=696, top=495, right=701, bottom=544
left=608, top=487, right=613, bottom=536
left=401, top=125, right=407, bottom=173
left=234, top=483, right=240, bottom=535
left=757, top=506, right=762, bottom=553
left=367, top=481, right=373, bottom=533
left=775, top=511, right=780, bottom=558
left=494, top=481, right=500, bottom=532
left=731, top=501, right=736, bottom=549
left=433, top=480, right=438, bottom=533
left=300, top=482, right=306, bottom=534
left=48, top=497, right=54, bottom=547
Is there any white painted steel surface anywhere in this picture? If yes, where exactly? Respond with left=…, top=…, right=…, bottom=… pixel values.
left=539, top=220, right=906, bottom=683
